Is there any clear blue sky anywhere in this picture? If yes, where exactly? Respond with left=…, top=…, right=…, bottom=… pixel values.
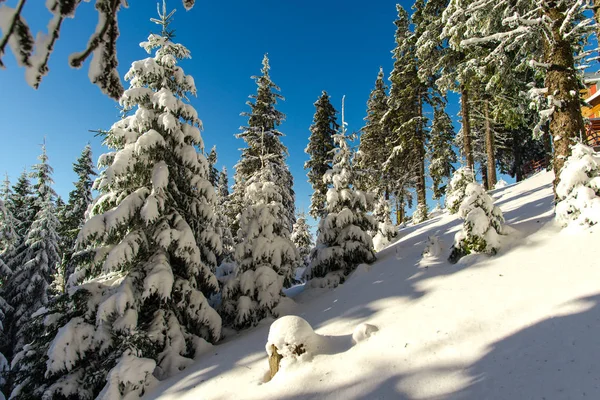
left=0, top=0, right=481, bottom=227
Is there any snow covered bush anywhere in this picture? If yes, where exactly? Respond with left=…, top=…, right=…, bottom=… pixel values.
left=449, top=183, right=506, bottom=264
left=372, top=194, right=397, bottom=252
left=221, top=163, right=300, bottom=329
left=9, top=9, right=222, bottom=399
left=445, top=167, right=476, bottom=214
left=422, top=235, right=443, bottom=258
left=494, top=179, right=508, bottom=190
left=307, top=102, right=376, bottom=285
left=555, top=143, right=600, bottom=227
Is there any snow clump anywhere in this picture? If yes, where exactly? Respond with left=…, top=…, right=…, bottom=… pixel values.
left=266, top=316, right=321, bottom=361
left=494, top=179, right=508, bottom=189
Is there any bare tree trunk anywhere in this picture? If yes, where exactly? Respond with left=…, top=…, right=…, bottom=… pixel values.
left=481, top=162, right=489, bottom=191
left=543, top=120, right=552, bottom=168
left=461, top=84, right=474, bottom=170
left=415, top=93, right=428, bottom=220
left=544, top=4, right=585, bottom=194
left=484, top=99, right=497, bottom=189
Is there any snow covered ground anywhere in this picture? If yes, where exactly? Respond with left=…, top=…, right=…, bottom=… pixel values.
left=145, top=171, right=600, bottom=400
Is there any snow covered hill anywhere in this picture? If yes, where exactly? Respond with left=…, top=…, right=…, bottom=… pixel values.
left=145, top=171, right=600, bottom=400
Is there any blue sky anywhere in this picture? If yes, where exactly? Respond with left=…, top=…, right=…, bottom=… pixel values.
left=0, top=0, right=480, bottom=227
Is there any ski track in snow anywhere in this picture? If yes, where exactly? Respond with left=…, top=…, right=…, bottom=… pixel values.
left=145, top=171, right=600, bottom=400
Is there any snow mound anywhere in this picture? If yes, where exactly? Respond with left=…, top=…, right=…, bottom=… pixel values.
left=555, top=143, right=600, bottom=228
left=266, top=316, right=320, bottom=360
left=352, top=323, right=379, bottom=344
left=494, top=179, right=508, bottom=189
left=422, top=235, right=443, bottom=258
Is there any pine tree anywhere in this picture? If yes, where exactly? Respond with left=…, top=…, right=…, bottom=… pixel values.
left=358, top=68, right=389, bottom=194
left=384, top=5, right=428, bottom=224
left=0, top=176, right=17, bottom=254
left=222, top=161, right=299, bottom=329
left=308, top=97, right=376, bottom=285
left=445, top=167, right=476, bottom=214
left=4, top=143, right=60, bottom=354
left=9, top=6, right=222, bottom=398
left=372, top=194, right=397, bottom=252
left=448, top=182, right=506, bottom=263
left=291, top=212, right=313, bottom=280
left=207, top=146, right=219, bottom=187
left=59, top=145, right=96, bottom=279
left=305, top=91, right=339, bottom=219
left=0, top=201, right=10, bottom=400
left=428, top=107, right=457, bottom=201
left=230, top=55, right=295, bottom=236
left=215, top=167, right=234, bottom=265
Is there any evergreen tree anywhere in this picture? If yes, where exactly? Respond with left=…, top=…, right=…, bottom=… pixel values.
left=207, top=146, right=219, bottom=187
left=230, top=55, right=295, bottom=236
left=445, top=167, right=476, bottom=214
left=9, top=7, right=222, bottom=398
left=59, top=144, right=97, bottom=280
left=372, top=194, right=397, bottom=252
left=305, top=91, right=339, bottom=219
left=449, top=182, right=506, bottom=263
left=215, top=167, right=234, bottom=265
left=358, top=68, right=389, bottom=194
left=4, top=143, right=60, bottom=354
left=0, top=176, right=17, bottom=254
left=222, top=162, right=299, bottom=329
left=308, top=97, right=376, bottom=285
left=384, top=5, right=428, bottom=224
left=428, top=107, right=457, bottom=201
left=0, top=201, right=10, bottom=400
left=291, top=212, right=313, bottom=279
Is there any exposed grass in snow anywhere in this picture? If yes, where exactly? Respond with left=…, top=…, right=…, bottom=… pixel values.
left=145, top=171, right=600, bottom=400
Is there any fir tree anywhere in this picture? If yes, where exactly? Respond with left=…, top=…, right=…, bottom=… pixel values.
left=448, top=182, right=506, bottom=263
left=428, top=107, right=457, bottom=201
left=305, top=91, right=338, bottom=219
left=207, top=146, right=219, bottom=187
left=358, top=67, right=389, bottom=194
left=9, top=6, right=222, bottom=398
left=445, top=167, right=476, bottom=214
left=0, top=201, right=10, bottom=399
left=372, top=194, right=397, bottom=252
left=4, top=143, right=60, bottom=354
left=222, top=161, right=299, bottom=329
left=59, top=144, right=96, bottom=280
left=384, top=5, right=429, bottom=224
left=0, top=176, right=17, bottom=254
left=215, top=167, right=234, bottom=265
left=291, top=212, right=313, bottom=279
left=230, top=55, right=295, bottom=236
left=308, top=97, right=376, bottom=285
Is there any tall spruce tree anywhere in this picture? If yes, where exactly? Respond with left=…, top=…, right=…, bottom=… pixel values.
left=59, top=144, right=96, bottom=279
left=305, top=91, right=338, bottom=219
left=384, top=4, right=429, bottom=224
left=207, top=146, right=219, bottom=187
left=358, top=67, right=389, bottom=195
left=222, top=160, right=299, bottom=329
left=428, top=107, right=457, bottom=201
left=9, top=6, right=222, bottom=398
left=308, top=97, right=376, bottom=285
left=0, top=199, right=10, bottom=400
left=230, top=55, right=295, bottom=235
left=215, top=167, right=234, bottom=265
left=4, top=143, right=60, bottom=355
left=0, top=176, right=17, bottom=254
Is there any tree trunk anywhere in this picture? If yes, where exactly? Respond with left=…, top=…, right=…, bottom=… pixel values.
left=481, top=162, right=489, bottom=190
left=461, top=84, right=474, bottom=170
left=514, top=138, right=523, bottom=182
left=484, top=99, right=497, bottom=190
left=544, top=5, right=585, bottom=194
left=415, top=92, right=427, bottom=220
left=543, top=120, right=552, bottom=168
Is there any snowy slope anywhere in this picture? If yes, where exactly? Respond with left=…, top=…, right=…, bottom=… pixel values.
left=146, top=171, right=600, bottom=400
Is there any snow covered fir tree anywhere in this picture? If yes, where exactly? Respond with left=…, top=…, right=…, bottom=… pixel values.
left=221, top=160, right=299, bottom=329
left=4, top=0, right=600, bottom=398
left=229, top=54, right=296, bottom=237
left=8, top=6, right=222, bottom=398
left=290, top=212, right=313, bottom=281
left=308, top=98, right=376, bottom=286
